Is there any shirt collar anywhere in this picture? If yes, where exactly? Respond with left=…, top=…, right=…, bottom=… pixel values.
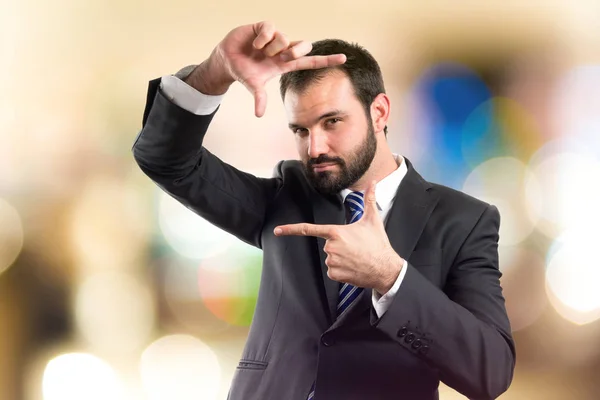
left=340, top=155, right=407, bottom=212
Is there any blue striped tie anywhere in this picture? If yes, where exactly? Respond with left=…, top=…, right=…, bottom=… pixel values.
left=337, top=191, right=365, bottom=317
left=307, top=191, right=365, bottom=400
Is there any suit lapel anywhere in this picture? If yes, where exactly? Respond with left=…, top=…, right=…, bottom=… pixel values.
left=328, top=158, right=439, bottom=329
left=384, top=158, right=439, bottom=263
left=310, top=190, right=346, bottom=324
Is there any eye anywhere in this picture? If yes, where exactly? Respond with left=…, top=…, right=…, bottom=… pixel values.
left=326, top=118, right=341, bottom=126
left=292, top=127, right=308, bottom=136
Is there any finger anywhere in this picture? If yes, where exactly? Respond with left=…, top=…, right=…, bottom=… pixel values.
left=279, top=40, right=312, bottom=62
left=363, top=180, right=379, bottom=219
left=252, top=21, right=276, bottom=49
left=280, top=53, right=347, bottom=73
left=241, top=79, right=268, bottom=118
left=254, top=87, right=267, bottom=118
left=263, top=32, right=290, bottom=57
left=274, top=223, right=334, bottom=239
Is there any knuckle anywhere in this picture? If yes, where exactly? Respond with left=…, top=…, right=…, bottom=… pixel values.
left=261, top=20, right=274, bottom=31
left=329, top=227, right=340, bottom=239
left=326, top=267, right=337, bottom=280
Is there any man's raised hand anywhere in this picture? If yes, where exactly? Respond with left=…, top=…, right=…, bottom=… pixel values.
left=185, top=21, right=347, bottom=117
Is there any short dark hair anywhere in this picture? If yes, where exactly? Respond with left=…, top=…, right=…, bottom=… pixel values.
left=279, top=39, right=388, bottom=135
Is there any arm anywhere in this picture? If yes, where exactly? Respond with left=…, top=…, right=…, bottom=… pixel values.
left=132, top=79, right=282, bottom=248
left=373, top=205, right=515, bottom=399
left=132, top=21, right=346, bottom=247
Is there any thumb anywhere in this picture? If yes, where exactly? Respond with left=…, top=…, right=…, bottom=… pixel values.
left=363, top=180, right=379, bottom=221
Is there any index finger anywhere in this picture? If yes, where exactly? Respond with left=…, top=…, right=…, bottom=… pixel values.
left=274, top=223, right=335, bottom=239
left=280, top=53, right=347, bottom=73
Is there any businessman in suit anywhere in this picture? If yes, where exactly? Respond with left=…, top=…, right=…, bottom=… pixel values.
left=132, top=21, right=515, bottom=400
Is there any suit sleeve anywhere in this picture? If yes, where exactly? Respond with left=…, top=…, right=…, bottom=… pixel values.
left=372, top=205, right=515, bottom=400
left=132, top=78, right=283, bottom=248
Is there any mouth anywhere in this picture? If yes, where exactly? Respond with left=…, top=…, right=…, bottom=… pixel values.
left=312, top=163, right=338, bottom=173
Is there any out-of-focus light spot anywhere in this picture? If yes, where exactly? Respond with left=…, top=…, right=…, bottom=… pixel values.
left=546, top=232, right=600, bottom=325
left=163, top=241, right=262, bottom=332
left=463, top=157, right=541, bottom=246
left=416, top=63, right=492, bottom=126
left=462, top=97, right=543, bottom=168
left=0, top=197, right=24, bottom=276
left=198, top=244, right=262, bottom=326
left=527, top=152, right=600, bottom=239
left=140, top=334, right=221, bottom=400
left=552, top=65, right=600, bottom=158
left=163, top=258, right=232, bottom=335
left=42, top=353, right=123, bottom=400
left=410, top=63, right=492, bottom=188
left=69, top=176, right=151, bottom=273
left=158, top=191, right=237, bottom=260
left=499, top=246, right=547, bottom=332
left=75, top=272, right=154, bottom=353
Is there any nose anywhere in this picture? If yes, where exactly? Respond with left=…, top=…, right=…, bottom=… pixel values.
left=307, top=130, right=329, bottom=159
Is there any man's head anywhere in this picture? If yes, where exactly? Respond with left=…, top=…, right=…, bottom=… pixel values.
left=279, top=39, right=389, bottom=195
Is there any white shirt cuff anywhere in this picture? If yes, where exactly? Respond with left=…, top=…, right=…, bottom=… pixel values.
left=159, top=75, right=224, bottom=115
left=372, top=259, right=408, bottom=318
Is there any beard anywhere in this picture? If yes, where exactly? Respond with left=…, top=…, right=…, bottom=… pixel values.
left=303, top=124, right=377, bottom=195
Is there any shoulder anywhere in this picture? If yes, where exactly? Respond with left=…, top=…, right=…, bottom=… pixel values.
left=272, top=159, right=306, bottom=182
left=427, top=181, right=500, bottom=236
left=430, top=182, right=491, bottom=213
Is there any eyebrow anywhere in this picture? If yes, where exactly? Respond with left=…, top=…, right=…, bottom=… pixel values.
left=288, top=110, right=347, bottom=130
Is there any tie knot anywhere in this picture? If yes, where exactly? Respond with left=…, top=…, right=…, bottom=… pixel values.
left=344, top=191, right=364, bottom=224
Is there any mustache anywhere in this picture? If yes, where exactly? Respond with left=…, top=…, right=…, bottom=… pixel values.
left=307, top=155, right=345, bottom=167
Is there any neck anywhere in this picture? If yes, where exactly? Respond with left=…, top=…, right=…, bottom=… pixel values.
left=349, top=135, right=399, bottom=191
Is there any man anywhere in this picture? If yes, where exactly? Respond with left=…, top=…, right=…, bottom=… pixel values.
left=132, top=21, right=515, bottom=400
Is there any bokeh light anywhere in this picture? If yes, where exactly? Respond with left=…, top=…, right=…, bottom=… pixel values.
left=140, top=334, right=221, bottom=400
left=163, top=258, right=234, bottom=335
left=411, top=63, right=492, bottom=188
left=42, top=353, right=123, bottom=400
left=546, top=231, right=600, bottom=325
left=163, top=241, right=262, bottom=332
left=552, top=65, right=600, bottom=159
left=158, top=190, right=238, bottom=260
left=69, top=175, right=151, bottom=273
left=499, top=246, right=547, bottom=332
left=527, top=152, right=600, bottom=240
left=462, top=157, right=541, bottom=247
left=75, top=272, right=154, bottom=353
left=197, top=244, right=262, bottom=327
left=462, top=97, right=543, bottom=167
left=0, top=197, right=24, bottom=276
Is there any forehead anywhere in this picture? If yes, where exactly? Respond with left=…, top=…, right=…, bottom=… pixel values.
left=283, top=71, right=362, bottom=121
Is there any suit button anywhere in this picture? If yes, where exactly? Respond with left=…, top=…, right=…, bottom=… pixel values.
left=321, top=336, right=334, bottom=347
left=419, top=344, right=430, bottom=355
left=411, top=339, right=422, bottom=349
left=405, top=333, right=415, bottom=344
left=398, top=327, right=408, bottom=337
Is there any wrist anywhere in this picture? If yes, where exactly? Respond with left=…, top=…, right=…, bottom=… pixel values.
left=375, top=251, right=403, bottom=295
left=184, top=53, right=234, bottom=96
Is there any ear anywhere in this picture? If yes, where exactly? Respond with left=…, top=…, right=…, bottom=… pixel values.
left=370, top=93, right=391, bottom=135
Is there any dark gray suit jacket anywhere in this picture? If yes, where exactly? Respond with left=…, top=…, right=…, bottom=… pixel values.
left=132, top=78, right=516, bottom=400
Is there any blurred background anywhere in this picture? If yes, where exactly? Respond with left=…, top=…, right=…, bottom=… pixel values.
left=1, top=0, right=599, bottom=399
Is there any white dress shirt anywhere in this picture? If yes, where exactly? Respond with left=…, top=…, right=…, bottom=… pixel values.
left=340, top=159, right=408, bottom=318
left=160, top=75, right=408, bottom=318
